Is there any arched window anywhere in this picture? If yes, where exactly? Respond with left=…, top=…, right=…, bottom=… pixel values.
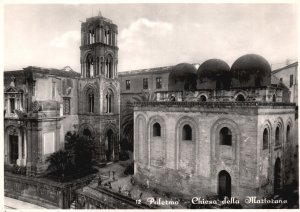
left=88, top=93, right=94, bottom=113
left=263, top=128, right=268, bottom=150
left=272, top=94, right=276, bottom=102
left=86, top=55, right=94, bottom=78
left=286, top=125, right=291, bottom=143
left=199, top=95, right=207, bottom=102
left=86, top=88, right=95, bottom=113
left=105, top=55, right=114, bottom=79
left=220, top=127, right=232, bottom=146
left=153, top=123, right=161, bottom=137
left=275, top=126, right=280, bottom=145
left=182, top=124, right=192, bottom=140
left=236, top=94, right=245, bottom=102
left=83, top=128, right=91, bottom=137
left=96, top=57, right=100, bottom=76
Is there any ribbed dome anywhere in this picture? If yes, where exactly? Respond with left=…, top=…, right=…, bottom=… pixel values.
left=197, top=59, right=230, bottom=79
left=231, top=54, right=271, bottom=87
left=169, top=63, right=197, bottom=81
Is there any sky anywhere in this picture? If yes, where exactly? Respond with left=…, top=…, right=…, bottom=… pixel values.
left=3, top=4, right=298, bottom=72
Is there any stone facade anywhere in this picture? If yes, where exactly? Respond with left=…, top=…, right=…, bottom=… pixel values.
left=132, top=55, right=298, bottom=202
left=4, top=14, right=120, bottom=175
left=134, top=101, right=296, bottom=201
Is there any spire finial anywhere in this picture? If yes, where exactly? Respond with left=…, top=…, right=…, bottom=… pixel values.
left=98, top=10, right=102, bottom=17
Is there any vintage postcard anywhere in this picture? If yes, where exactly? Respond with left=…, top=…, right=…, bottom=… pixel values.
left=2, top=3, right=298, bottom=210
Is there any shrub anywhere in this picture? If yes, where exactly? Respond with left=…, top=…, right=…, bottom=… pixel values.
left=124, top=162, right=134, bottom=175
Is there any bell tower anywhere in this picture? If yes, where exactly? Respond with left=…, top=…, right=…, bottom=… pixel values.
left=80, top=14, right=118, bottom=78
left=78, top=14, right=120, bottom=163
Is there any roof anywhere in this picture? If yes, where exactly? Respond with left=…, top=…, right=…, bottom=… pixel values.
left=272, top=61, right=298, bottom=74
left=119, top=63, right=200, bottom=76
left=119, top=66, right=173, bottom=76
left=15, top=66, right=81, bottom=78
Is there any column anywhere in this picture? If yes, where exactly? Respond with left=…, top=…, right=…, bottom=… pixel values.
left=24, top=130, right=27, bottom=163
left=17, top=131, right=22, bottom=166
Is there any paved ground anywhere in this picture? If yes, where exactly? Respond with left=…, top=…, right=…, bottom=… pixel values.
left=4, top=197, right=47, bottom=210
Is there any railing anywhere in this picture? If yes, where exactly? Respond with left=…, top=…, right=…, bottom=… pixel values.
left=134, top=101, right=296, bottom=108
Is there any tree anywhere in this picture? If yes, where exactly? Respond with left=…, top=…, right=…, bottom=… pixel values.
left=46, top=131, right=96, bottom=179
left=46, top=149, right=74, bottom=176
left=121, top=91, right=156, bottom=151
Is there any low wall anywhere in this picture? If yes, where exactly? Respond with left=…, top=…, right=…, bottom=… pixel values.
left=4, top=172, right=96, bottom=209
left=75, top=186, right=152, bottom=209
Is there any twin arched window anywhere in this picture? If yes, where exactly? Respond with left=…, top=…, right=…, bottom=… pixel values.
left=86, top=88, right=95, bottom=113
left=220, top=127, right=232, bottom=146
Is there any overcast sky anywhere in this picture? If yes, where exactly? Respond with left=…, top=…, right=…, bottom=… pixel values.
left=4, top=4, right=298, bottom=72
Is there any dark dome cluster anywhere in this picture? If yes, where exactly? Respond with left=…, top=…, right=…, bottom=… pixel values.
left=169, top=63, right=197, bottom=81
left=197, top=59, right=230, bottom=80
left=168, top=63, right=197, bottom=91
left=168, top=54, right=272, bottom=91
left=230, top=54, right=271, bottom=87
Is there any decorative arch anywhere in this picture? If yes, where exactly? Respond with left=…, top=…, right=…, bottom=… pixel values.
left=233, top=91, right=247, bottom=102
left=274, top=117, right=284, bottom=146
left=211, top=118, right=241, bottom=162
left=102, top=123, right=119, bottom=162
left=175, top=116, right=198, bottom=173
left=135, top=114, right=148, bottom=164
left=104, top=54, right=114, bottom=78
left=148, top=115, right=166, bottom=167
left=78, top=123, right=95, bottom=138
left=83, top=84, right=98, bottom=113
left=103, top=85, right=117, bottom=114
left=286, top=118, right=293, bottom=143
left=83, top=83, right=98, bottom=97
left=85, top=54, right=94, bottom=77
left=262, top=120, right=272, bottom=150
left=198, top=93, right=208, bottom=102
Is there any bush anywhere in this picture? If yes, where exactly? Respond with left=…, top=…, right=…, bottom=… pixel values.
left=5, top=164, right=27, bottom=175
left=119, top=150, right=130, bottom=161
left=46, top=131, right=96, bottom=181
left=124, top=162, right=134, bottom=175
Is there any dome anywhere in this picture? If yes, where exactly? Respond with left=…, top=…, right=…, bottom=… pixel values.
left=230, top=54, right=271, bottom=87
left=169, top=63, right=197, bottom=81
left=197, top=59, right=230, bottom=79
left=168, top=63, right=197, bottom=91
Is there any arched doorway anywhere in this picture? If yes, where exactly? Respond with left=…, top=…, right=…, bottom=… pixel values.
left=9, top=134, right=18, bottom=164
left=274, top=157, right=281, bottom=194
left=105, top=129, right=114, bottom=162
left=218, top=170, right=231, bottom=200
left=6, top=127, right=19, bottom=165
left=83, top=128, right=91, bottom=137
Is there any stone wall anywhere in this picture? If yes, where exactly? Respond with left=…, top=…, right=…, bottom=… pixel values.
left=4, top=172, right=96, bottom=209
left=75, top=186, right=150, bottom=209
left=133, top=102, right=296, bottom=201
